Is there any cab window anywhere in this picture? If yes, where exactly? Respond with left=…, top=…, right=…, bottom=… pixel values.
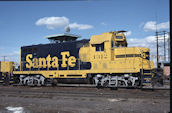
left=95, top=43, right=104, bottom=51
left=116, top=36, right=123, bottom=39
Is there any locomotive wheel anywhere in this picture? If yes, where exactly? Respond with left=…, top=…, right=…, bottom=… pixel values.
left=96, top=82, right=103, bottom=89
left=118, top=80, right=126, bottom=87
left=33, top=80, right=38, bottom=86
left=25, top=80, right=28, bottom=86
left=103, top=80, right=109, bottom=88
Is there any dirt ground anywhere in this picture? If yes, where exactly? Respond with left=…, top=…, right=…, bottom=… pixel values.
left=0, top=86, right=170, bottom=113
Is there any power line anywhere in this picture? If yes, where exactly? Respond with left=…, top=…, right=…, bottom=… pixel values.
left=155, top=30, right=168, bottom=68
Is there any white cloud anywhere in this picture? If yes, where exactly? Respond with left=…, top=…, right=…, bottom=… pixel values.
left=101, top=22, right=107, bottom=26
left=143, top=21, right=169, bottom=32
left=124, top=31, right=132, bottom=36
left=36, top=16, right=69, bottom=30
left=128, top=34, right=170, bottom=63
left=69, top=22, right=93, bottom=30
left=36, top=16, right=93, bottom=30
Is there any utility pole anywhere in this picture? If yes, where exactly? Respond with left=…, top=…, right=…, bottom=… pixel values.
left=155, top=30, right=169, bottom=68
left=2, top=56, right=7, bottom=61
left=156, top=31, right=159, bottom=68
left=163, top=31, right=166, bottom=62
left=168, top=32, right=170, bottom=62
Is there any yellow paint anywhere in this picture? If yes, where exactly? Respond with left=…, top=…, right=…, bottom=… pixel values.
left=68, top=56, right=76, bottom=67
left=0, top=61, right=14, bottom=73
left=26, top=54, right=32, bottom=68
left=79, top=31, right=154, bottom=73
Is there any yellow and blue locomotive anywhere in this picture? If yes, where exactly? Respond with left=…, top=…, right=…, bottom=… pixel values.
left=1, top=31, right=154, bottom=88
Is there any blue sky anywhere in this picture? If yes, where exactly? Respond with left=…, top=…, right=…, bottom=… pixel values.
left=0, top=0, right=169, bottom=63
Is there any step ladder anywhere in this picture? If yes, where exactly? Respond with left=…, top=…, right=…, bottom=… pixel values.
left=142, top=70, right=153, bottom=86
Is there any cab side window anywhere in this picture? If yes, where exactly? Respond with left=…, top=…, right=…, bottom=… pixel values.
left=95, top=43, right=104, bottom=51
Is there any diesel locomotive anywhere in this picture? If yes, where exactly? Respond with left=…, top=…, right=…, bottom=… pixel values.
left=0, top=31, right=154, bottom=88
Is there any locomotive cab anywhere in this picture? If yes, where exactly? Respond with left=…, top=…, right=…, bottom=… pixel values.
left=79, top=31, right=128, bottom=62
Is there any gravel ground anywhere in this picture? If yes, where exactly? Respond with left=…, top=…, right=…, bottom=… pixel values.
left=0, top=86, right=170, bottom=113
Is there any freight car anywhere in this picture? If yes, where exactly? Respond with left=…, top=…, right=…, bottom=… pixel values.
left=1, top=31, right=155, bottom=88
left=0, top=61, right=14, bottom=85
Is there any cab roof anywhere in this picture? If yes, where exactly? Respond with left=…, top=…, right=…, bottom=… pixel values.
left=46, top=33, right=81, bottom=43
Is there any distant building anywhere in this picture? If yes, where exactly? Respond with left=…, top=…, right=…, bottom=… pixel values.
left=163, top=61, right=170, bottom=78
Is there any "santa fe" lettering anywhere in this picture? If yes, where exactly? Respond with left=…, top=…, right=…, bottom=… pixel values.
left=26, top=51, right=76, bottom=68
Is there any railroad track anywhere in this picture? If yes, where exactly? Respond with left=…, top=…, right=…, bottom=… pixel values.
left=0, top=86, right=169, bottom=100
left=10, top=83, right=170, bottom=90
